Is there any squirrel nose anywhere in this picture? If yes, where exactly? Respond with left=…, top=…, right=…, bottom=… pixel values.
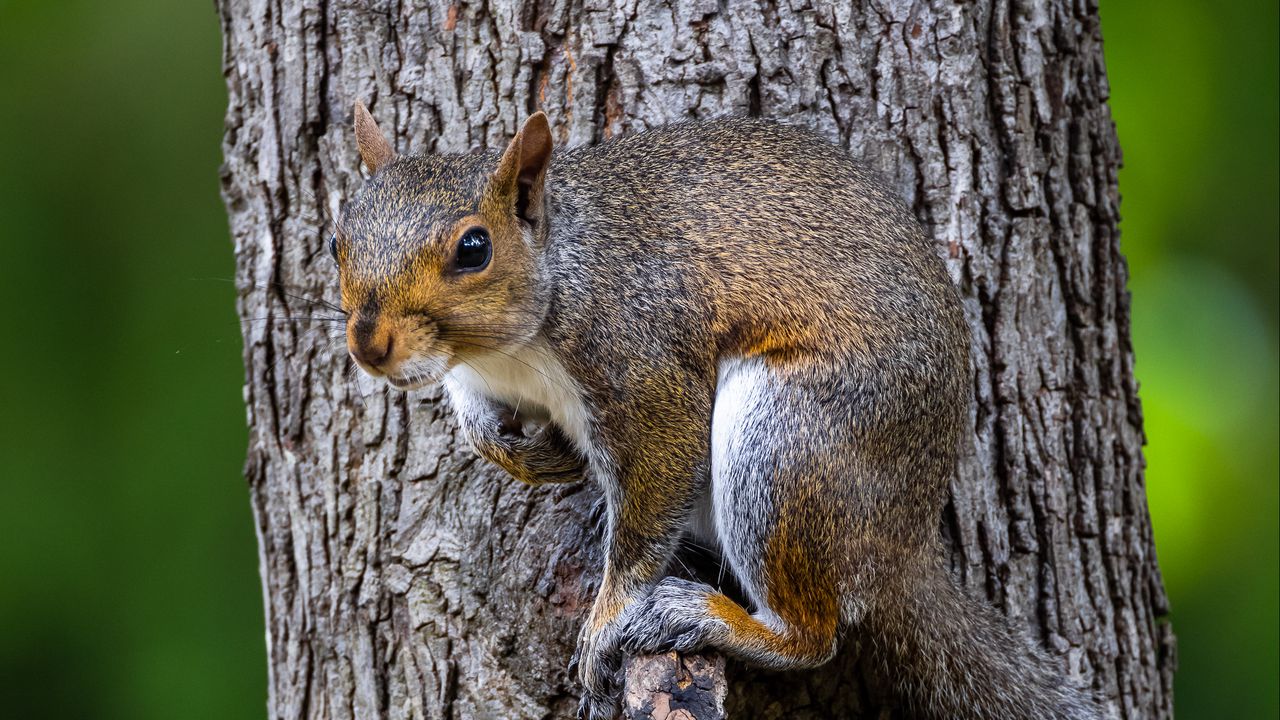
left=350, top=333, right=394, bottom=371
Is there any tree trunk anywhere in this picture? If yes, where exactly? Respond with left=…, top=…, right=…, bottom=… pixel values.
left=218, top=1, right=1174, bottom=718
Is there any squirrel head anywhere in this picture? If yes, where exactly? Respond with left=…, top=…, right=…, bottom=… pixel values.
left=333, top=101, right=553, bottom=390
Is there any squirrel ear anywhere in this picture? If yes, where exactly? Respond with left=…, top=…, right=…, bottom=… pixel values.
left=495, top=112, right=553, bottom=226
left=353, top=100, right=396, bottom=174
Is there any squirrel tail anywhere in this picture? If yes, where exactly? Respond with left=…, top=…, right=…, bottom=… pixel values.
left=864, top=560, right=1103, bottom=720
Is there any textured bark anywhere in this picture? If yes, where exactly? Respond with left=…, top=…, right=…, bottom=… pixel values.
left=622, top=653, right=726, bottom=720
left=218, top=1, right=1174, bottom=718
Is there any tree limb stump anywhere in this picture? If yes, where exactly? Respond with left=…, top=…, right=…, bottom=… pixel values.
left=623, top=652, right=727, bottom=720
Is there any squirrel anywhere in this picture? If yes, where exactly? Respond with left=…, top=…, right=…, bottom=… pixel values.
left=331, top=100, right=1102, bottom=720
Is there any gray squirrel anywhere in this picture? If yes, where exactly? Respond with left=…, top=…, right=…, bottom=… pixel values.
left=331, top=101, right=1101, bottom=719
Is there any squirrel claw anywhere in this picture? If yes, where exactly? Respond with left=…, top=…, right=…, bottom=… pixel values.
left=577, top=692, right=618, bottom=720
left=668, top=629, right=705, bottom=654
left=654, top=636, right=677, bottom=653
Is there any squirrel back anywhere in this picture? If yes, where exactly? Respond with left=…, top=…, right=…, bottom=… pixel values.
left=547, top=118, right=965, bottom=370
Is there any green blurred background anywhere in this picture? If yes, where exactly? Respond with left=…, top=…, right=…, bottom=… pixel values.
left=0, top=1, right=1273, bottom=718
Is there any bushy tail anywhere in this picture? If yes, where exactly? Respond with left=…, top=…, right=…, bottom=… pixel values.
left=864, top=562, right=1102, bottom=720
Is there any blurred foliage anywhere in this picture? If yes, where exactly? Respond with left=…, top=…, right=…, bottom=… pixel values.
left=1103, top=1, right=1279, bottom=716
left=0, top=1, right=1273, bottom=719
left=0, top=1, right=262, bottom=719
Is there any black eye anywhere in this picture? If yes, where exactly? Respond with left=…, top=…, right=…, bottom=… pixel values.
left=327, top=234, right=338, bottom=262
left=455, top=228, right=492, bottom=272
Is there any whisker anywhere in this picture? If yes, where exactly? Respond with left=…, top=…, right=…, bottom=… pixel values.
left=238, top=316, right=346, bottom=326
left=456, top=359, right=496, bottom=397
left=296, top=186, right=340, bottom=231
left=268, top=289, right=344, bottom=315
left=673, top=552, right=696, bottom=582
left=198, top=276, right=346, bottom=316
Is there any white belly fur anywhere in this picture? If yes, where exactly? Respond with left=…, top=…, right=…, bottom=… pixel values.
left=444, top=339, right=594, bottom=454
left=708, top=357, right=776, bottom=616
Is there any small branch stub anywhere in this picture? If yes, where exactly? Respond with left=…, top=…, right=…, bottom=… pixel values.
left=622, top=652, right=727, bottom=720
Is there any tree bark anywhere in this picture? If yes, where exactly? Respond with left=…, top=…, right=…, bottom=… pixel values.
left=622, top=653, right=726, bottom=720
left=218, top=1, right=1174, bottom=718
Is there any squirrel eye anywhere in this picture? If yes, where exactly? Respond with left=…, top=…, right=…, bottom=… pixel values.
left=455, top=228, right=492, bottom=272
left=327, top=234, right=338, bottom=263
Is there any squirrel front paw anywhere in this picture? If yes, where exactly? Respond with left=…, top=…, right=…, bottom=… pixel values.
left=461, top=401, right=585, bottom=486
left=573, top=621, right=625, bottom=720
left=491, top=403, right=548, bottom=439
left=617, top=577, right=728, bottom=655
